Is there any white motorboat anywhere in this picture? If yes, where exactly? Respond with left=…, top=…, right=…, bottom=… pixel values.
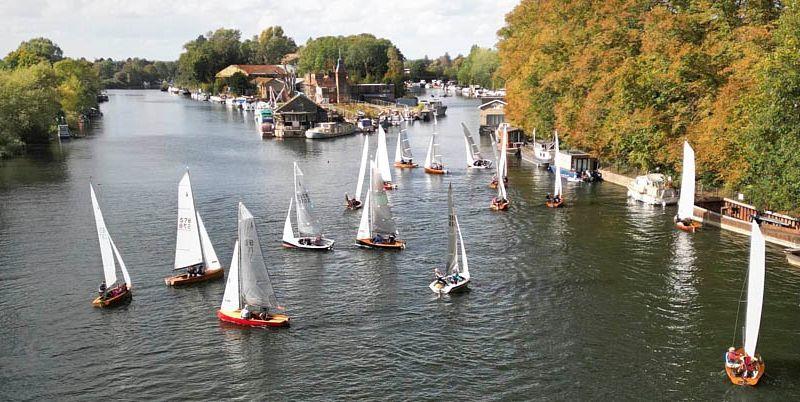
left=627, top=173, right=679, bottom=206
left=305, top=122, right=356, bottom=139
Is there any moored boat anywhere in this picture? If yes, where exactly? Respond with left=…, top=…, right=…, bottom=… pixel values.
left=355, top=161, right=406, bottom=250
left=282, top=162, right=335, bottom=250
left=394, top=129, right=418, bottom=168
left=723, top=219, right=766, bottom=386
left=675, top=141, right=701, bottom=232
left=430, top=184, right=470, bottom=294
left=218, top=203, right=290, bottom=328
left=165, top=171, right=224, bottom=286
left=784, top=248, right=800, bottom=267
left=305, top=121, right=356, bottom=139
left=462, top=123, right=492, bottom=169
left=530, top=128, right=555, bottom=167
left=89, top=183, right=133, bottom=307
left=627, top=173, right=678, bottom=206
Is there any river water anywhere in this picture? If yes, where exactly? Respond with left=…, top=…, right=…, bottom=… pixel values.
left=1, top=90, right=799, bottom=400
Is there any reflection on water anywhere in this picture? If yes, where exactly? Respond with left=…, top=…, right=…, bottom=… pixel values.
left=1, top=90, right=800, bottom=399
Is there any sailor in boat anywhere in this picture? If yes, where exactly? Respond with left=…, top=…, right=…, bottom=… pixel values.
left=430, top=161, right=443, bottom=171
left=742, top=355, right=760, bottom=379
left=241, top=305, right=251, bottom=319
left=724, top=347, right=741, bottom=369
left=401, top=157, right=413, bottom=166
left=491, top=196, right=508, bottom=208
left=450, top=267, right=462, bottom=284
left=345, top=193, right=360, bottom=209
left=98, top=281, right=107, bottom=299
left=433, top=269, right=447, bottom=286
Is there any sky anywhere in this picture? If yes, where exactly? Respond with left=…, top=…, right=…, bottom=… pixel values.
left=0, top=0, right=517, bottom=61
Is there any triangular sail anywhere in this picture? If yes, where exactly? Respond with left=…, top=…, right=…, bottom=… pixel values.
left=357, top=191, right=372, bottom=240
left=90, top=184, right=117, bottom=286
left=396, top=130, right=413, bottom=161
left=446, top=184, right=458, bottom=272
left=196, top=213, right=221, bottom=269
left=282, top=198, right=295, bottom=242
left=376, top=125, right=392, bottom=183
left=369, top=160, right=397, bottom=236
left=238, top=203, right=279, bottom=309
left=490, top=131, right=500, bottom=163
left=294, top=162, right=323, bottom=237
left=110, top=238, right=131, bottom=287
left=553, top=132, right=562, bottom=197
left=677, top=141, right=696, bottom=221
left=456, top=216, right=469, bottom=277
left=744, top=220, right=766, bottom=357
left=355, top=135, right=369, bottom=202
left=424, top=136, right=434, bottom=169
left=499, top=127, right=508, bottom=178
left=394, top=129, right=403, bottom=163
left=174, top=172, right=203, bottom=270
left=220, top=240, right=240, bottom=311
left=432, top=131, right=443, bottom=166
left=461, top=123, right=483, bottom=164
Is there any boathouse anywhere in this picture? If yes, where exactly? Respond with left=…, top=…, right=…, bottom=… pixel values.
left=479, top=100, right=507, bottom=134
left=303, top=57, right=350, bottom=104
left=554, top=149, right=599, bottom=177
left=274, top=93, right=328, bottom=138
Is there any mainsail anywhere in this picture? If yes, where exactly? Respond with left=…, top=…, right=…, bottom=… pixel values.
left=461, top=123, right=484, bottom=165
left=553, top=132, right=562, bottom=197
left=356, top=191, right=372, bottom=240
left=238, top=203, right=279, bottom=309
left=677, top=141, right=696, bottom=221
left=220, top=240, right=240, bottom=311
left=497, top=128, right=509, bottom=200
left=175, top=172, right=203, bottom=270
left=395, top=129, right=413, bottom=162
left=90, top=184, right=117, bottom=286
left=355, top=135, right=369, bottom=202
left=376, top=125, right=393, bottom=183
left=294, top=162, right=322, bottom=237
left=446, top=184, right=458, bottom=272
left=369, top=161, right=397, bottom=236
left=744, top=220, right=766, bottom=357
left=424, top=135, right=434, bottom=169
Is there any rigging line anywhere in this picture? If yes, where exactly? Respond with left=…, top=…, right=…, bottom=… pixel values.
left=731, top=266, right=749, bottom=347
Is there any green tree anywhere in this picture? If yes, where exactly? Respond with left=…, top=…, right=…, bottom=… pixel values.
left=250, top=26, right=298, bottom=64
left=54, top=59, right=101, bottom=125
left=0, top=63, right=60, bottom=154
left=4, top=38, right=63, bottom=68
left=457, top=45, right=501, bottom=88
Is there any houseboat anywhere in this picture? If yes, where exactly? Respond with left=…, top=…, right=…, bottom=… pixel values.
left=495, top=123, right=525, bottom=154
left=357, top=118, right=375, bottom=133
left=478, top=100, right=506, bottom=135
left=553, top=148, right=600, bottom=181
left=627, top=173, right=679, bottom=206
left=420, top=98, right=447, bottom=117
left=305, top=121, right=356, bottom=139
left=784, top=249, right=800, bottom=268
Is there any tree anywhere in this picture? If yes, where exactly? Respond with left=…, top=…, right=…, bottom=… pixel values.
left=297, top=34, right=397, bottom=83
left=54, top=59, right=100, bottom=125
left=0, top=63, right=60, bottom=153
left=457, top=45, right=501, bottom=88
left=3, top=38, right=63, bottom=68
left=384, top=46, right=405, bottom=96
left=250, top=26, right=298, bottom=64
left=177, top=29, right=245, bottom=85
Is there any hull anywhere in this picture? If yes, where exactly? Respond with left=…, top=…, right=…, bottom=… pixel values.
left=468, top=162, right=493, bottom=169
left=383, top=182, right=397, bottom=190
left=217, top=309, right=290, bottom=328
left=724, top=349, right=764, bottom=386
left=305, top=130, right=355, bottom=139
left=429, top=277, right=470, bottom=294
left=546, top=199, right=564, bottom=208
left=356, top=238, right=406, bottom=250
left=784, top=249, right=800, bottom=268
left=164, top=267, right=224, bottom=286
left=394, top=162, right=418, bottom=169
left=92, top=287, right=132, bottom=308
left=675, top=220, right=701, bottom=233
left=425, top=167, right=448, bottom=175
left=282, top=237, right=335, bottom=251
left=490, top=199, right=510, bottom=211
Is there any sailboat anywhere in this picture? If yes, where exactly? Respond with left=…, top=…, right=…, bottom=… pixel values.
left=430, top=184, right=470, bottom=294
left=675, top=141, right=701, bottom=232
left=424, top=117, right=448, bottom=175
left=462, top=123, right=492, bottom=169
left=490, top=140, right=510, bottom=211
left=546, top=132, right=564, bottom=208
left=376, top=125, right=396, bottom=189
left=355, top=160, right=406, bottom=249
left=90, top=183, right=133, bottom=307
left=165, top=171, right=224, bottom=286
left=282, top=162, right=335, bottom=250
left=218, top=202, right=290, bottom=327
left=489, top=126, right=509, bottom=188
left=346, top=135, right=369, bottom=210
left=394, top=129, right=417, bottom=168
left=724, top=219, right=766, bottom=386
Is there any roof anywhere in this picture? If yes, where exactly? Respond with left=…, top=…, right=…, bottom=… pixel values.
left=274, top=93, right=326, bottom=114
left=478, top=99, right=507, bottom=110
left=216, top=64, right=286, bottom=78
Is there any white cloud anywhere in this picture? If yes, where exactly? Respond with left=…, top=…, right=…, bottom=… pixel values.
left=0, top=0, right=516, bottom=60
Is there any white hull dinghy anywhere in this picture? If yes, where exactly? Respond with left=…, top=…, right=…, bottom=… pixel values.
left=430, top=184, right=470, bottom=294
left=282, top=162, right=335, bottom=250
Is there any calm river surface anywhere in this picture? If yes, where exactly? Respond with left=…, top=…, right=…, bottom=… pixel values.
left=1, top=90, right=800, bottom=400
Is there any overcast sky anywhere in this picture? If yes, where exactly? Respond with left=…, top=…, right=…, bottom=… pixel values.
left=0, top=0, right=517, bottom=61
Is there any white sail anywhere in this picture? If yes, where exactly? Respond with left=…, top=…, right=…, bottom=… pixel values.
left=677, top=141, right=696, bottom=221
left=553, top=132, right=562, bottom=197
left=282, top=197, right=295, bottom=243
left=424, top=136, right=434, bottom=169
left=220, top=240, right=240, bottom=311
left=293, top=162, right=323, bottom=237
left=461, top=123, right=484, bottom=166
left=394, top=129, right=403, bottom=163
left=744, top=220, right=766, bottom=357
left=456, top=216, right=469, bottom=278
left=110, top=238, right=131, bottom=288
left=238, top=203, right=279, bottom=309
left=446, top=185, right=458, bottom=272
left=498, top=165, right=508, bottom=199
left=357, top=191, right=372, bottom=240
left=395, top=130, right=413, bottom=162
left=355, top=135, right=369, bottom=202
left=174, top=172, right=203, bottom=270
left=376, top=125, right=392, bottom=183
left=432, top=131, right=443, bottom=166
left=90, top=184, right=117, bottom=286
left=196, top=213, right=221, bottom=269
left=499, top=127, right=508, bottom=178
